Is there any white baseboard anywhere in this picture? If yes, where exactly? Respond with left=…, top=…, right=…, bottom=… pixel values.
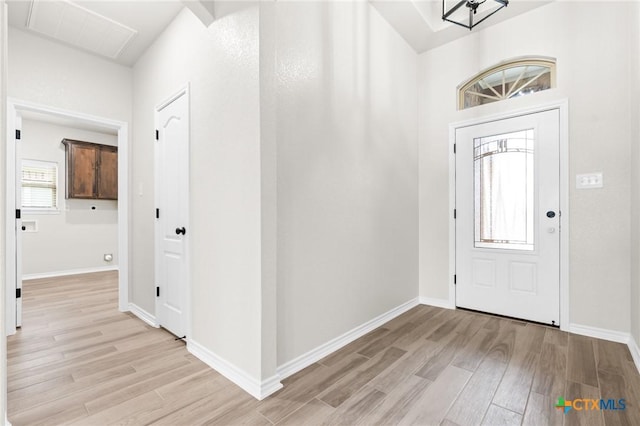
left=628, top=335, right=640, bottom=375
left=23, top=265, right=118, bottom=281
left=188, top=339, right=282, bottom=400
left=128, top=303, right=159, bottom=328
left=276, top=297, right=419, bottom=381
left=419, top=296, right=455, bottom=310
left=568, top=323, right=630, bottom=344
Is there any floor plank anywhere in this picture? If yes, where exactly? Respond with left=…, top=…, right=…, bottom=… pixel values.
left=258, top=354, right=367, bottom=423
left=318, top=346, right=406, bottom=407
left=356, top=322, right=416, bottom=358
left=531, top=339, right=567, bottom=397
left=368, top=338, right=440, bottom=392
left=415, top=332, right=468, bottom=381
left=567, top=334, right=599, bottom=387
left=361, top=375, right=432, bottom=424
left=597, top=369, right=636, bottom=426
left=522, top=392, right=564, bottom=426
left=8, top=272, right=640, bottom=425
left=564, top=381, right=604, bottom=426
left=481, top=404, right=522, bottom=425
left=277, top=398, right=335, bottom=426
left=398, top=365, right=472, bottom=425
left=451, top=327, right=499, bottom=372
left=444, top=356, right=507, bottom=426
left=319, top=386, right=387, bottom=425
left=491, top=324, right=544, bottom=414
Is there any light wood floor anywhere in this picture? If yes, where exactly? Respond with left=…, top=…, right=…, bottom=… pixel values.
left=7, top=271, right=640, bottom=425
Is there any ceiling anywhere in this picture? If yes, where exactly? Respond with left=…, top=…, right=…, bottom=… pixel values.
left=7, top=0, right=184, bottom=66
left=370, top=0, right=554, bottom=53
left=6, top=0, right=553, bottom=67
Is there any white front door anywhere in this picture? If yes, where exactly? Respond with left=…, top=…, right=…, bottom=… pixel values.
left=455, top=109, right=560, bottom=326
left=155, top=87, right=190, bottom=338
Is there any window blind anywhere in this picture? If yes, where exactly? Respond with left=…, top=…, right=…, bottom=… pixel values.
left=22, top=160, right=58, bottom=209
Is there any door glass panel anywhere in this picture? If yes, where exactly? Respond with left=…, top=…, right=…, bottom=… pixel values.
left=474, top=129, right=534, bottom=250
left=460, top=60, right=554, bottom=109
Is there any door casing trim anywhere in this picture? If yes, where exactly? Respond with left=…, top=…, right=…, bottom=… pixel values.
left=449, top=99, right=570, bottom=330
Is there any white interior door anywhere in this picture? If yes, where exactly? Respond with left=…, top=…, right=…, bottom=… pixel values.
left=455, top=109, right=560, bottom=326
left=155, top=87, right=190, bottom=338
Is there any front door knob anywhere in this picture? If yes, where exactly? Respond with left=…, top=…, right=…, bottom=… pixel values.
left=175, top=227, right=186, bottom=235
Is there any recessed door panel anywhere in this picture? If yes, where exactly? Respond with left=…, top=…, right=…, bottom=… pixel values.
left=509, top=261, right=537, bottom=294
left=472, top=259, right=496, bottom=288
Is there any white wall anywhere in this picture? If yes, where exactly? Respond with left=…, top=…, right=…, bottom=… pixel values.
left=134, top=1, right=418, bottom=381
left=133, top=7, right=273, bottom=382
left=419, top=2, right=635, bottom=332
left=20, top=119, right=118, bottom=277
left=631, top=2, right=640, bottom=344
left=274, top=1, right=418, bottom=365
left=259, top=1, right=278, bottom=378
left=0, top=0, right=7, bottom=421
left=7, top=28, right=132, bottom=123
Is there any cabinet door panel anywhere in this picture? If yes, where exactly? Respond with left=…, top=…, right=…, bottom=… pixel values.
left=98, top=148, right=118, bottom=200
left=70, top=144, right=97, bottom=198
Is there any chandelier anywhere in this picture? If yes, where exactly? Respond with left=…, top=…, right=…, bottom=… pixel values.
left=442, top=0, right=509, bottom=30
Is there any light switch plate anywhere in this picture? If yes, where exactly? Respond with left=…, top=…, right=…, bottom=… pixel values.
left=576, top=172, right=603, bottom=189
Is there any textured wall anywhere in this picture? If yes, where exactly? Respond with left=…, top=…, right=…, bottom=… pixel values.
left=1, top=0, right=7, bottom=419
left=419, top=1, right=635, bottom=333
left=275, top=1, right=419, bottom=365
left=7, top=28, right=131, bottom=122
left=630, top=2, right=640, bottom=344
left=133, top=7, right=269, bottom=380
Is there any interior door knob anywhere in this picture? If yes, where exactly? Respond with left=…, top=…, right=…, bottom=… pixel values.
left=175, top=227, right=186, bottom=235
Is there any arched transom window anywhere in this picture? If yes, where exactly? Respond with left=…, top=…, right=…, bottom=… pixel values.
left=458, top=57, right=556, bottom=110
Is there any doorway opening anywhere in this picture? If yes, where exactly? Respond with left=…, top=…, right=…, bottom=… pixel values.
left=5, top=99, right=129, bottom=335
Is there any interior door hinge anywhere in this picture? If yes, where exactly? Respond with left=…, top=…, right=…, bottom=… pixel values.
left=156, top=208, right=160, bottom=219
left=16, top=209, right=21, bottom=219
left=16, top=288, right=21, bottom=298
left=453, top=209, right=457, bottom=219
left=155, top=130, right=159, bottom=140
left=454, top=275, right=457, bottom=285
left=453, top=143, right=456, bottom=154
left=156, top=286, right=160, bottom=297
left=15, top=129, right=21, bottom=140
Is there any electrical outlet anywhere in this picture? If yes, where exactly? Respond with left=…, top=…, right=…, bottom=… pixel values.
left=576, top=173, right=603, bottom=189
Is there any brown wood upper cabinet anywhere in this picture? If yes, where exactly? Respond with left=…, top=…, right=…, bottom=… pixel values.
left=62, top=139, right=118, bottom=200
